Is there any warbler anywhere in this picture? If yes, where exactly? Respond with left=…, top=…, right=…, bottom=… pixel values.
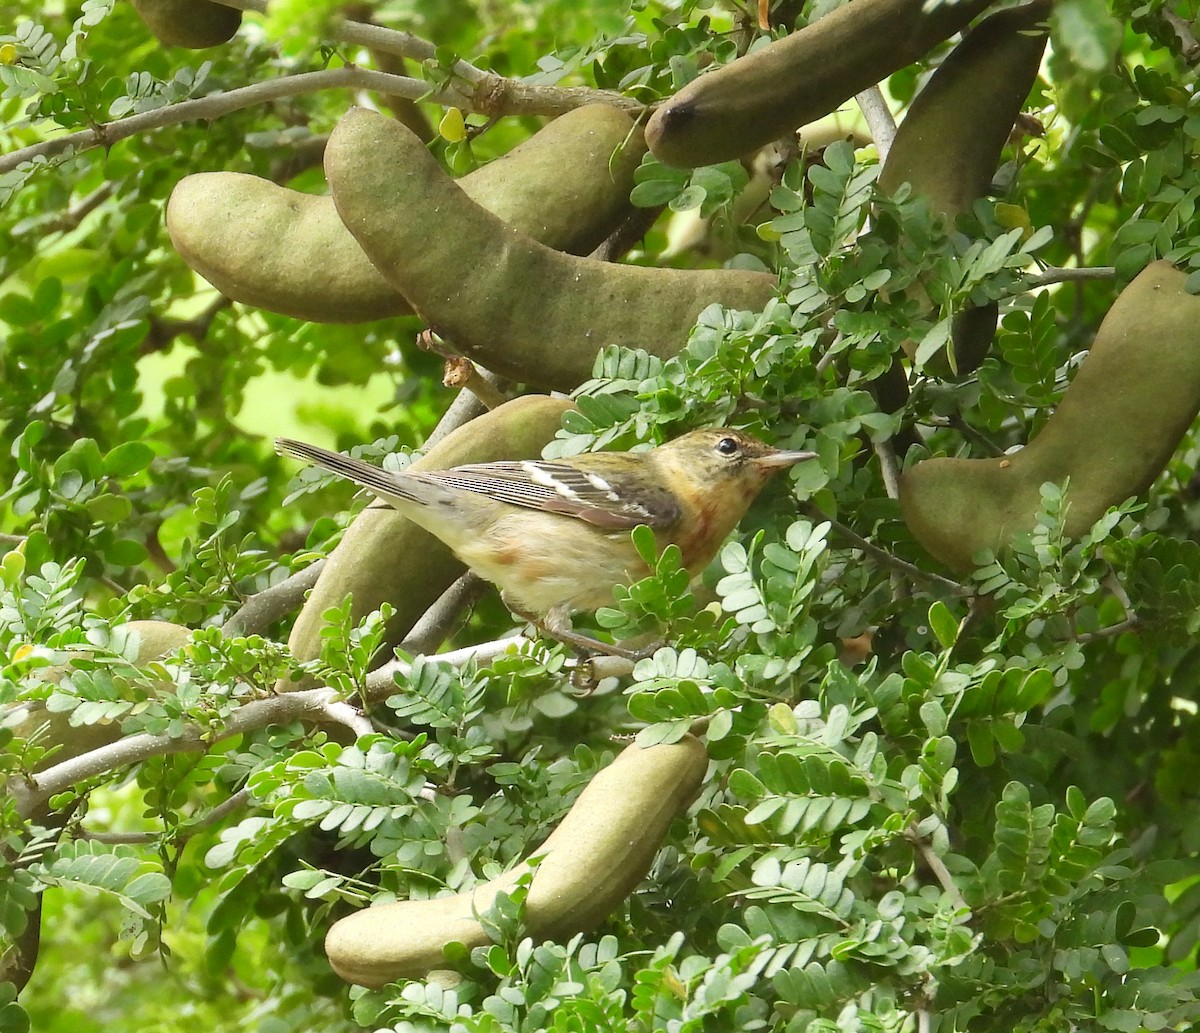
left=276, top=428, right=816, bottom=653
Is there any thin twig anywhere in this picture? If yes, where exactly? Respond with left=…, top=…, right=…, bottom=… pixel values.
left=318, top=699, right=374, bottom=737
left=855, top=86, right=895, bottom=159
left=1, top=67, right=464, bottom=175
left=14, top=686, right=355, bottom=816
left=400, top=573, right=489, bottom=655
left=143, top=296, right=232, bottom=353
left=331, top=16, right=489, bottom=84
left=422, top=379, right=493, bottom=450
left=419, top=331, right=510, bottom=410
left=208, top=0, right=489, bottom=82
left=2, top=3, right=646, bottom=174
left=1024, top=266, right=1116, bottom=288
left=1161, top=8, right=1200, bottom=64
left=873, top=437, right=902, bottom=501
left=79, top=787, right=253, bottom=844
left=906, top=823, right=969, bottom=912
left=1103, top=566, right=1134, bottom=618
left=447, top=361, right=507, bottom=408
left=18, top=631, right=532, bottom=815
left=803, top=502, right=971, bottom=596
left=73, top=830, right=157, bottom=845
left=37, top=182, right=116, bottom=234
left=1074, top=617, right=1139, bottom=644
left=221, top=560, right=325, bottom=638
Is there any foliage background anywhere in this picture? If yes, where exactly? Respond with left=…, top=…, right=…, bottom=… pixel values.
left=4, top=0, right=1200, bottom=1030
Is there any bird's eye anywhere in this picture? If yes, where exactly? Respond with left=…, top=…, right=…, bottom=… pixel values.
left=715, top=436, right=740, bottom=456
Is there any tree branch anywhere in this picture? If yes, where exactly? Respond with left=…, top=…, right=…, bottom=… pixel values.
left=855, top=86, right=895, bottom=158
left=365, top=632, right=531, bottom=696
left=221, top=560, right=325, bottom=638
left=802, top=502, right=971, bottom=597
left=16, top=691, right=345, bottom=811
left=873, top=436, right=902, bottom=501
left=13, top=630, right=532, bottom=818
left=15, top=687, right=343, bottom=817
left=209, top=0, right=489, bottom=82
left=1073, top=617, right=1139, bottom=644
left=1161, top=8, right=1200, bottom=64
left=3, top=5, right=645, bottom=177
left=79, top=787, right=252, bottom=845
left=143, top=295, right=232, bottom=354
left=38, top=182, right=116, bottom=234
left=1, top=67, right=462, bottom=175
left=906, top=823, right=969, bottom=912
left=213, top=0, right=647, bottom=119
left=1024, top=266, right=1116, bottom=288
left=400, top=573, right=489, bottom=655
left=422, top=377, right=494, bottom=451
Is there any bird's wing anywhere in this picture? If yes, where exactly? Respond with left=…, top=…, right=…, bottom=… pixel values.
left=422, top=460, right=681, bottom=529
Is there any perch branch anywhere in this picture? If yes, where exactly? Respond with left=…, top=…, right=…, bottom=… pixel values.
left=1161, top=8, right=1200, bottom=64
left=2, top=1, right=646, bottom=175
left=365, top=631, right=531, bottom=697
left=143, top=295, right=232, bottom=353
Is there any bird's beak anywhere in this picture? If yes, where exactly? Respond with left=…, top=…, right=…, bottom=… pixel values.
left=754, top=449, right=819, bottom=469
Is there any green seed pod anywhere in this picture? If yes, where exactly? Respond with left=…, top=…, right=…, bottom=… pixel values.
left=129, top=0, right=241, bottom=49
left=166, top=105, right=647, bottom=324
left=879, top=0, right=1050, bottom=375
left=325, top=107, right=775, bottom=390
left=645, top=0, right=996, bottom=168
left=277, top=395, right=574, bottom=691
left=879, top=1, right=1050, bottom=218
left=900, top=261, right=1200, bottom=571
left=324, top=736, right=708, bottom=987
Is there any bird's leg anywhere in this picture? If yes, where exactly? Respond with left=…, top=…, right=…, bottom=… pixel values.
left=503, top=596, right=661, bottom=662
left=547, top=624, right=659, bottom=661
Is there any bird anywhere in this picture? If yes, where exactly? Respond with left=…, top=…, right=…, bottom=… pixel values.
left=275, top=427, right=817, bottom=655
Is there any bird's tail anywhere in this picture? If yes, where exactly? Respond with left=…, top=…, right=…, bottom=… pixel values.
left=275, top=438, right=420, bottom=503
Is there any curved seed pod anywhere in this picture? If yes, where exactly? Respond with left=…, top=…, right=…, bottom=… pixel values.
left=879, top=1, right=1050, bottom=218
left=645, top=0, right=996, bottom=168
left=325, top=108, right=776, bottom=390
left=2, top=620, right=193, bottom=776
left=324, top=735, right=709, bottom=987
left=129, top=0, right=240, bottom=49
left=277, top=395, right=574, bottom=691
left=900, top=261, right=1200, bottom=571
left=879, top=0, right=1050, bottom=374
left=166, top=105, right=647, bottom=324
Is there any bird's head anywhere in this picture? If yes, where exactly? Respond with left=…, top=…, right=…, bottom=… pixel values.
left=659, top=427, right=818, bottom=489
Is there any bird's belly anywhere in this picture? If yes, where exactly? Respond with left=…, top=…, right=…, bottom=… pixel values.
left=453, top=512, right=641, bottom=616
